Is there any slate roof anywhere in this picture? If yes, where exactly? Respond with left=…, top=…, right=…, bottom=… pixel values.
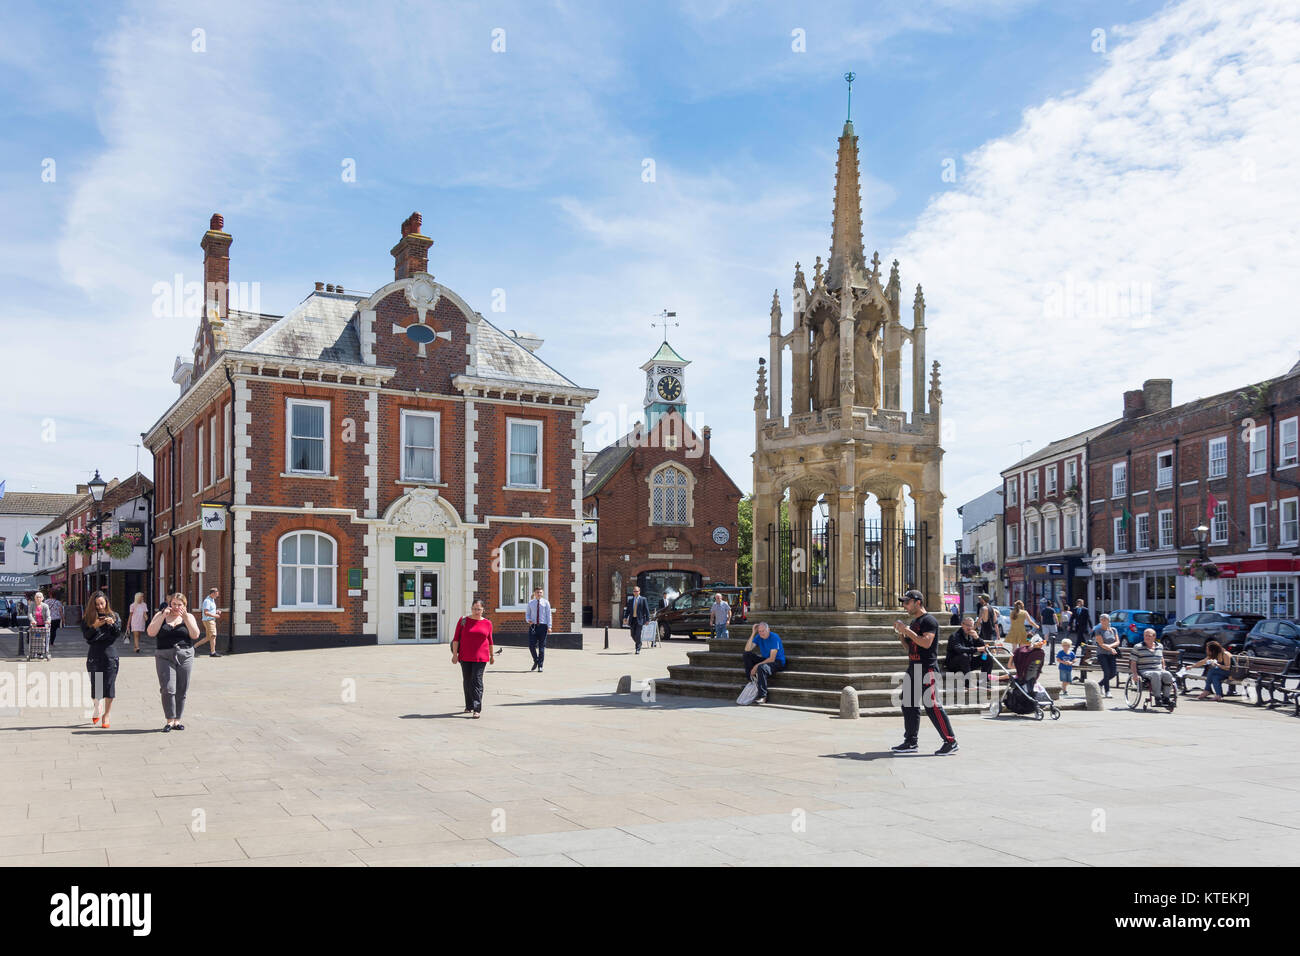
left=37, top=498, right=88, bottom=535
left=224, top=309, right=282, bottom=350
left=583, top=438, right=636, bottom=497
left=240, top=291, right=364, bottom=363
left=1005, top=421, right=1119, bottom=472
left=0, top=492, right=84, bottom=517
left=474, top=317, right=582, bottom=389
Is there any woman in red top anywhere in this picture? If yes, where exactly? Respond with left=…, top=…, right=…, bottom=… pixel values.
left=452, top=599, right=495, bottom=717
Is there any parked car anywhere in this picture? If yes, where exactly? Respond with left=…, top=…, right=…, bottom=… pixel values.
left=1105, top=609, right=1169, bottom=645
left=654, top=586, right=750, bottom=640
left=0, top=597, right=15, bottom=628
left=1243, top=619, right=1300, bottom=672
left=1162, top=611, right=1265, bottom=656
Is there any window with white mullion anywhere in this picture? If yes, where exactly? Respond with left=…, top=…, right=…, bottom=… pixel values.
left=1248, top=427, right=1267, bottom=475
left=1281, top=418, right=1298, bottom=468
left=400, top=410, right=440, bottom=482
left=507, top=419, right=542, bottom=488
left=1208, top=437, right=1227, bottom=479
left=277, top=531, right=336, bottom=609
left=1250, top=503, right=1268, bottom=548
left=287, top=400, right=329, bottom=474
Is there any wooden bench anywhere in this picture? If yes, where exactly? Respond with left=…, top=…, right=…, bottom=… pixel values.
left=1179, top=654, right=1251, bottom=698
left=1076, top=645, right=1183, bottom=682
left=1239, top=654, right=1300, bottom=715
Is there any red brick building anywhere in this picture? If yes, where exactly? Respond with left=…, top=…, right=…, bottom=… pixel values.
left=1086, top=367, right=1300, bottom=620
left=143, top=212, right=596, bottom=650
left=582, top=340, right=743, bottom=625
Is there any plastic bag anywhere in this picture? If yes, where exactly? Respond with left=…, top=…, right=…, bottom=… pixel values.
left=736, top=679, right=759, bottom=705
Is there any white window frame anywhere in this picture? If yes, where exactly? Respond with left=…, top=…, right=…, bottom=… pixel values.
left=1136, top=512, right=1150, bottom=551
left=399, top=410, right=441, bottom=483
left=1045, top=516, right=1059, bottom=552
left=1064, top=511, right=1079, bottom=550
left=1027, top=518, right=1041, bottom=554
left=1065, top=459, right=1078, bottom=490
left=1007, top=524, right=1019, bottom=557
left=506, top=417, right=543, bottom=489
left=1280, top=497, right=1299, bottom=547
left=1114, top=516, right=1128, bottom=553
left=209, top=413, right=218, bottom=487
left=1156, top=449, right=1173, bottom=489
left=276, top=530, right=338, bottom=610
left=1250, top=503, right=1268, bottom=549
left=1006, top=478, right=1018, bottom=507
left=1111, top=462, right=1127, bottom=498
left=197, top=423, right=206, bottom=491
left=498, top=537, right=548, bottom=611
left=1158, top=509, right=1174, bottom=550
left=286, top=398, right=331, bottom=476
left=1280, top=417, right=1298, bottom=469
left=222, top=403, right=230, bottom=479
left=1208, top=436, right=1227, bottom=479
left=1027, top=472, right=1039, bottom=501
left=1212, top=502, right=1229, bottom=544
left=1248, top=426, right=1268, bottom=476
left=1046, top=465, right=1057, bottom=496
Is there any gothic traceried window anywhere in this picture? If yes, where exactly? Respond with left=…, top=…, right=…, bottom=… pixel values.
left=650, top=464, right=691, bottom=526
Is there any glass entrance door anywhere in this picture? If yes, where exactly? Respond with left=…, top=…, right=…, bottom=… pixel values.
left=396, top=569, right=441, bottom=642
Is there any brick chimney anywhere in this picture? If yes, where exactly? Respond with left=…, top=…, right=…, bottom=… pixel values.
left=391, top=212, right=433, bottom=280
left=1122, top=389, right=1146, bottom=420
left=201, top=213, right=232, bottom=323
left=1142, top=378, right=1172, bottom=414
left=702, top=425, right=713, bottom=470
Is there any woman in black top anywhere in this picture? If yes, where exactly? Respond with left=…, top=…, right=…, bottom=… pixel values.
left=146, top=593, right=200, bottom=731
left=82, top=590, right=121, bottom=728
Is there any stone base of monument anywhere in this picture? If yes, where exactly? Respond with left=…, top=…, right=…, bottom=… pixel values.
left=655, top=610, right=1088, bottom=716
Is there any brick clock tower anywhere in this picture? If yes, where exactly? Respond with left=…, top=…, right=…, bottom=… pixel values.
left=583, top=338, right=742, bottom=626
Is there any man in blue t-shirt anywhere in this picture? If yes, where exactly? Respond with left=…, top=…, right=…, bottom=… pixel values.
left=743, top=622, right=786, bottom=704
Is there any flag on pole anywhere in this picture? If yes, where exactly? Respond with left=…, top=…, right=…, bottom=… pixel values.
left=1207, top=493, right=1220, bottom=520
left=20, top=532, right=32, bottom=549
left=1121, top=507, right=1133, bottom=528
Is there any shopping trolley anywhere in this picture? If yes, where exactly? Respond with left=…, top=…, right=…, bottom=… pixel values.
left=27, top=624, right=50, bottom=661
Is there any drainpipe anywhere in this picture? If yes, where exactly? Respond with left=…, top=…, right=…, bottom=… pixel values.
left=165, top=424, right=177, bottom=601
left=224, top=365, right=238, bottom=654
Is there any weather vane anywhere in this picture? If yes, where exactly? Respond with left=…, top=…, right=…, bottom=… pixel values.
left=844, top=71, right=856, bottom=121
left=653, top=309, right=678, bottom=341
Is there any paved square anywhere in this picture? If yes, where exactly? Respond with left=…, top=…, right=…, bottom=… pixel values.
left=3, top=629, right=1299, bottom=866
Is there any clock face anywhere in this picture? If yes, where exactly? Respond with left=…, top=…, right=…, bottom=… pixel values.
left=657, top=375, right=683, bottom=401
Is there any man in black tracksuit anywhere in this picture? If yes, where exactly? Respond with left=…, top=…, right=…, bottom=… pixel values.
left=892, top=589, right=959, bottom=756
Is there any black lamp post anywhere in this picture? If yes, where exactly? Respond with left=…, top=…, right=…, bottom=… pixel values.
left=88, top=470, right=108, bottom=595
left=1193, top=523, right=1210, bottom=610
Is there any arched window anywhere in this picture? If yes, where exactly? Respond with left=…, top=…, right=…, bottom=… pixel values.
left=278, top=531, right=337, bottom=609
left=499, top=538, right=548, bottom=610
left=650, top=464, right=692, bottom=526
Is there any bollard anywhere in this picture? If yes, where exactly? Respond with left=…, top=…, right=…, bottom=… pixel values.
left=839, top=686, right=859, bottom=719
left=616, top=674, right=632, bottom=694
left=604, top=626, right=609, bottom=650
left=1084, top=679, right=1103, bottom=711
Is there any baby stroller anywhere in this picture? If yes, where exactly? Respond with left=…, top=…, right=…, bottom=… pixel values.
left=989, top=649, right=1061, bottom=721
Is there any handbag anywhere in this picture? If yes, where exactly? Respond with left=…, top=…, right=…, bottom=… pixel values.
left=736, top=679, right=759, bottom=705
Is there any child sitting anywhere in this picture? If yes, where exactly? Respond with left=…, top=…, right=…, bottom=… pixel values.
left=1056, top=638, right=1076, bottom=696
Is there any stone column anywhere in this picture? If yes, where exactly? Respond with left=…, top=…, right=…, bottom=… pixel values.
left=792, top=496, right=813, bottom=605
left=912, top=490, right=945, bottom=612
left=878, top=495, right=906, bottom=606
left=751, top=483, right=779, bottom=613
left=834, top=443, right=859, bottom=610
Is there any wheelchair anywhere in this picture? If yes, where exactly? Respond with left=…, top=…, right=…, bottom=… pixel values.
left=1124, top=666, right=1177, bottom=712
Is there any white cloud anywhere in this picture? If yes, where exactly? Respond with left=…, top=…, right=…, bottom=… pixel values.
left=891, top=0, right=1300, bottom=531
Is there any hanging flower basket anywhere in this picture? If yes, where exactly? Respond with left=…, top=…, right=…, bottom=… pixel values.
left=100, top=534, right=136, bottom=560
left=62, top=532, right=92, bottom=555
left=1179, top=557, right=1221, bottom=582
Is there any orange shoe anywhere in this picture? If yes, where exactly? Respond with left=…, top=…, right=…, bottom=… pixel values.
left=92, top=716, right=99, bottom=724
left=101, top=720, right=110, bottom=729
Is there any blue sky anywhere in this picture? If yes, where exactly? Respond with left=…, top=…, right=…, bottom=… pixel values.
left=3, top=0, right=1299, bottom=544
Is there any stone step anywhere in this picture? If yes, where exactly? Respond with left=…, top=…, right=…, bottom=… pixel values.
left=696, top=637, right=918, bottom=658
left=654, top=676, right=1078, bottom=715
left=666, top=665, right=900, bottom=692
left=756, top=611, right=907, bottom=627
left=687, top=651, right=910, bottom=673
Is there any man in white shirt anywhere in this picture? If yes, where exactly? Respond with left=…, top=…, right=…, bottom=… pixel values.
left=710, top=593, right=731, bottom=641
left=197, top=587, right=222, bottom=657
left=526, top=586, right=552, bottom=673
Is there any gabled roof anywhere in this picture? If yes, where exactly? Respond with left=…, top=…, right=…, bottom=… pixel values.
left=241, top=291, right=363, bottom=363
left=583, top=437, right=637, bottom=496
left=38, top=497, right=88, bottom=535
left=0, top=492, right=84, bottom=517
left=1004, top=421, right=1119, bottom=473
left=224, top=309, right=282, bottom=350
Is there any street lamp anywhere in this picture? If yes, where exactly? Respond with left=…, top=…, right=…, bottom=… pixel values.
left=88, top=470, right=108, bottom=594
left=1193, top=524, right=1210, bottom=611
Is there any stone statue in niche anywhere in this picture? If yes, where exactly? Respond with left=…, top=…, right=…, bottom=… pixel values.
left=813, top=316, right=840, bottom=411
left=854, top=306, right=885, bottom=410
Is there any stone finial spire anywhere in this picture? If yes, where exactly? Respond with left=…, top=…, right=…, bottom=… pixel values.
left=770, top=289, right=782, bottom=333
left=755, top=357, right=768, bottom=412
left=826, top=117, right=866, bottom=291
left=929, top=360, right=942, bottom=404
left=813, top=255, right=824, bottom=288
left=914, top=283, right=926, bottom=326
left=793, top=261, right=806, bottom=292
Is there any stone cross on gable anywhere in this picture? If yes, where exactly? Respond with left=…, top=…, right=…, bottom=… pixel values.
left=393, top=275, right=452, bottom=357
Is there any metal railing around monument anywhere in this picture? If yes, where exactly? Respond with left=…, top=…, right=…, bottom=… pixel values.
left=765, top=521, right=837, bottom=610
left=855, top=519, right=926, bottom=610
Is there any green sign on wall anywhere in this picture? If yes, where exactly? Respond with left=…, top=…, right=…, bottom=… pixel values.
left=395, top=536, right=446, bottom=562
left=348, top=568, right=363, bottom=589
